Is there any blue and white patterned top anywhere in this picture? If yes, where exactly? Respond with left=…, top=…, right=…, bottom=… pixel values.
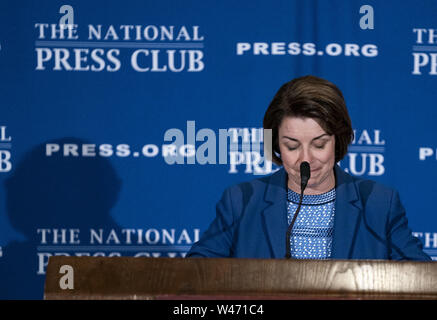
left=287, top=188, right=336, bottom=259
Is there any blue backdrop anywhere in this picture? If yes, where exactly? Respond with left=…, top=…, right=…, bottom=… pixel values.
left=1, top=0, right=436, bottom=299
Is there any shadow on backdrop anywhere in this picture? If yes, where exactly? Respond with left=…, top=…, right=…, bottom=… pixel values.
left=0, top=138, right=122, bottom=299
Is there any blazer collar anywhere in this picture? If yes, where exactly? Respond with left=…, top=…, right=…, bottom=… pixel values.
left=262, top=168, right=288, bottom=258
left=331, top=165, right=362, bottom=259
left=333, top=164, right=361, bottom=206
left=261, top=165, right=362, bottom=259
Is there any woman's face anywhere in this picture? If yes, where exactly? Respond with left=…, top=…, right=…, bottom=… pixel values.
left=278, top=116, right=336, bottom=194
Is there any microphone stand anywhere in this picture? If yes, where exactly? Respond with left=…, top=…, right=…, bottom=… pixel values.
left=285, top=162, right=310, bottom=259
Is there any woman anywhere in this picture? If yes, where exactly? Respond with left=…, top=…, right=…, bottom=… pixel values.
left=187, top=75, right=431, bottom=260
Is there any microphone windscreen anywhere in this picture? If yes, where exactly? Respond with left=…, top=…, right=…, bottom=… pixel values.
left=300, top=161, right=310, bottom=180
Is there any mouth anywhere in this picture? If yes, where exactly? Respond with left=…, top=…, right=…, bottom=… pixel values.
left=309, top=168, right=321, bottom=177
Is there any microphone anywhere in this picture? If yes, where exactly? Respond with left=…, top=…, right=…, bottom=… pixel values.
left=285, top=161, right=311, bottom=259
left=300, top=161, right=310, bottom=191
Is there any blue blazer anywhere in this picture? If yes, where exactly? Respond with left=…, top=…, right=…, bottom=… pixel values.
left=187, top=166, right=431, bottom=260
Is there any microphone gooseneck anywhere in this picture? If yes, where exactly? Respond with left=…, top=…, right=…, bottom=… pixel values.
left=285, top=161, right=311, bottom=259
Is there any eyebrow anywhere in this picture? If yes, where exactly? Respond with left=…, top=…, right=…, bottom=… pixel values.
left=281, top=133, right=330, bottom=142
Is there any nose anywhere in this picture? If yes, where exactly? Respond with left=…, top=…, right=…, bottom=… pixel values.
left=299, top=146, right=314, bottom=164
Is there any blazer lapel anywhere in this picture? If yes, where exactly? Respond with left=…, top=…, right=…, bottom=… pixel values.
left=331, top=165, right=363, bottom=259
left=261, top=168, right=288, bottom=259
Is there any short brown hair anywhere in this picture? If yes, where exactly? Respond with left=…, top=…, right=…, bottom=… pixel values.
left=263, top=75, right=354, bottom=165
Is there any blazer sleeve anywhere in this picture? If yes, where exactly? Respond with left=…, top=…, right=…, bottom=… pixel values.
left=186, top=187, right=237, bottom=257
left=387, top=190, right=431, bottom=261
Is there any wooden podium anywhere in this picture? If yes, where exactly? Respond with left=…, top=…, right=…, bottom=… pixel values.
left=44, top=256, right=437, bottom=300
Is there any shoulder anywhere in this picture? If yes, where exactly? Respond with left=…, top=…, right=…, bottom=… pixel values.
left=335, top=165, right=398, bottom=207
left=220, top=167, right=286, bottom=206
left=224, top=167, right=285, bottom=193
